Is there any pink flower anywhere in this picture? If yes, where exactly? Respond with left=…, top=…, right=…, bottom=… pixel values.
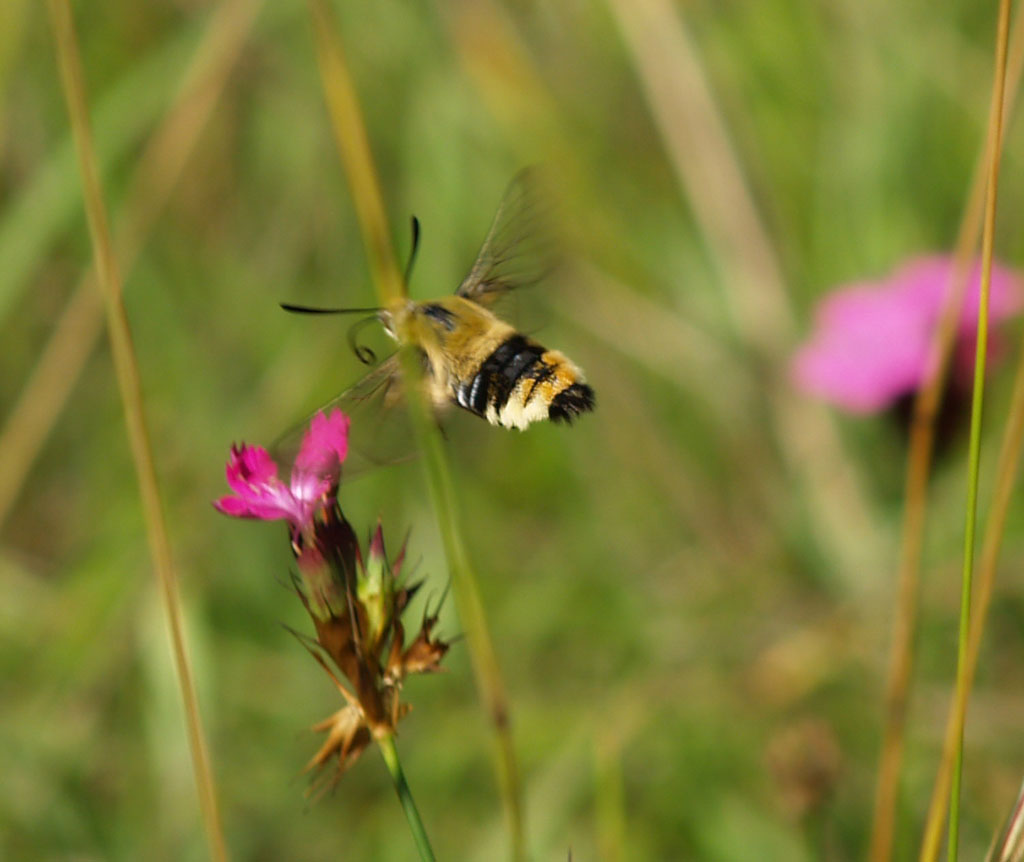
left=791, top=256, right=1023, bottom=413
left=214, top=409, right=351, bottom=533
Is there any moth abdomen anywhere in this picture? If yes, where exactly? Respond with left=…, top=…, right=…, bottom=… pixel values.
left=458, top=333, right=594, bottom=430
left=549, top=382, right=595, bottom=423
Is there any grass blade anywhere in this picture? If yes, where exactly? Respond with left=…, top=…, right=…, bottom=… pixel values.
left=867, top=7, right=1024, bottom=857
left=0, top=0, right=263, bottom=529
left=919, top=295, right=1024, bottom=858
left=0, top=19, right=199, bottom=326
left=46, top=2, right=228, bottom=859
left=604, top=0, right=881, bottom=587
left=986, top=778, right=1024, bottom=862
left=306, top=2, right=524, bottom=858
left=946, top=0, right=1012, bottom=858
left=914, top=14, right=1024, bottom=857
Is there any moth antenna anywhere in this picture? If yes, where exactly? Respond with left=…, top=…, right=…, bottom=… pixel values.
left=279, top=303, right=381, bottom=315
left=403, top=216, right=421, bottom=286
left=347, top=315, right=380, bottom=366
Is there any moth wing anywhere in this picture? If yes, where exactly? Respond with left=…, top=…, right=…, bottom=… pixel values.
left=273, top=354, right=417, bottom=479
left=456, top=167, right=557, bottom=308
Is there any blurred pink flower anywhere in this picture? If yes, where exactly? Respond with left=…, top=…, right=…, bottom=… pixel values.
left=791, top=256, right=1023, bottom=413
left=214, top=409, right=351, bottom=534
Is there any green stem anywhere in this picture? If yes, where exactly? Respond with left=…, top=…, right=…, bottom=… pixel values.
left=306, top=4, right=525, bottom=857
left=948, top=1, right=1011, bottom=858
left=377, top=734, right=437, bottom=862
left=399, top=347, right=525, bottom=861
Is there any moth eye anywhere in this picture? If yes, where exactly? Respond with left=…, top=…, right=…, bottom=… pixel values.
left=421, top=304, right=457, bottom=331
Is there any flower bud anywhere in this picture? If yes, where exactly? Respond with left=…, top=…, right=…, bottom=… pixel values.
left=357, top=522, right=395, bottom=654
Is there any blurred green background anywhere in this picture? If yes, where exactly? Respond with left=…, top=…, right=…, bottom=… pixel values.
left=3, top=0, right=1024, bottom=859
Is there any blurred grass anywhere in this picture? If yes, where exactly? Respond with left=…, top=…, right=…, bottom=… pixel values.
left=4, top=0, right=1024, bottom=859
left=45, top=0, right=227, bottom=857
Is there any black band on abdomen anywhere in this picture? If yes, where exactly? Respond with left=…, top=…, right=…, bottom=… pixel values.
left=465, top=334, right=546, bottom=416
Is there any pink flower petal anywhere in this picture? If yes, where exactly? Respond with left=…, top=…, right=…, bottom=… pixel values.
left=224, top=444, right=279, bottom=496
left=213, top=495, right=256, bottom=517
left=288, top=472, right=331, bottom=509
left=294, top=409, right=351, bottom=476
left=791, top=255, right=1023, bottom=413
left=215, top=410, right=353, bottom=533
left=890, top=256, right=1023, bottom=330
left=216, top=442, right=309, bottom=526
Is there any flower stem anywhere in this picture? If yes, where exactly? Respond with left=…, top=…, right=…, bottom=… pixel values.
left=306, top=3, right=525, bottom=859
left=948, top=1, right=1012, bottom=859
left=377, top=734, right=437, bottom=862
left=399, top=345, right=525, bottom=859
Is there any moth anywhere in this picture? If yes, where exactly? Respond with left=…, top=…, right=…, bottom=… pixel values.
left=281, top=170, right=594, bottom=465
